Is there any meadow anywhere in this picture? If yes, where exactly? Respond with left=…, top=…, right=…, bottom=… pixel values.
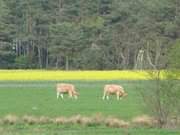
left=0, top=70, right=179, bottom=135
left=0, top=80, right=143, bottom=118
left=0, top=80, right=179, bottom=135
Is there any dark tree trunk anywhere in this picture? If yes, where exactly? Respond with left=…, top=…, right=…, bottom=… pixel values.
left=38, top=47, right=42, bottom=68
left=65, top=55, right=69, bottom=70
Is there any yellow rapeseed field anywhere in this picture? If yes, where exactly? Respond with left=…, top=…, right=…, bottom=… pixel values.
left=0, top=70, right=179, bottom=81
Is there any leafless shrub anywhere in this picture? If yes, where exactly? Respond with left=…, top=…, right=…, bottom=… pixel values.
left=69, top=115, right=82, bottom=124
left=67, top=115, right=93, bottom=126
left=0, top=118, right=2, bottom=125
left=39, top=116, right=52, bottom=124
left=80, top=116, right=92, bottom=126
left=22, top=115, right=39, bottom=125
left=163, top=116, right=180, bottom=129
left=105, top=117, right=129, bottom=128
left=140, top=70, right=180, bottom=128
left=53, top=117, right=68, bottom=125
left=0, top=127, right=4, bottom=133
left=132, top=115, right=157, bottom=127
left=3, top=115, right=19, bottom=125
left=91, top=113, right=104, bottom=126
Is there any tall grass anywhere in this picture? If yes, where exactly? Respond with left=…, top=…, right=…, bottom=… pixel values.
left=1, top=114, right=179, bottom=129
left=0, top=114, right=158, bottom=128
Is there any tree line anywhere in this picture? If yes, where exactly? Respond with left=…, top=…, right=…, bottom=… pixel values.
left=0, top=0, right=180, bottom=70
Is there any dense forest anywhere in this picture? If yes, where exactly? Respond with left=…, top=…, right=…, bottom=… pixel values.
left=0, top=0, right=180, bottom=70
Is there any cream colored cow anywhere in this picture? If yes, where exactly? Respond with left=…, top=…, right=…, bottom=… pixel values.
left=56, top=83, right=79, bottom=99
left=102, top=84, right=127, bottom=100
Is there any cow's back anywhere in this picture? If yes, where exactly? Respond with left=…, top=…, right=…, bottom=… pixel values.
left=56, top=83, right=74, bottom=92
left=104, top=84, right=117, bottom=93
left=104, top=84, right=124, bottom=93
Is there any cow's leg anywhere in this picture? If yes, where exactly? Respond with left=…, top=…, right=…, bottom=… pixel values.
left=119, top=93, right=122, bottom=100
left=57, top=92, right=60, bottom=99
left=68, top=92, right=73, bottom=98
left=117, top=92, right=121, bottom=100
left=106, top=95, right=109, bottom=100
left=102, top=92, right=106, bottom=100
left=60, top=93, right=64, bottom=99
left=117, top=94, right=120, bottom=100
left=119, top=95, right=122, bottom=100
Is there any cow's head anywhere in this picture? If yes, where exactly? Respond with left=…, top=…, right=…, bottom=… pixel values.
left=74, top=92, right=79, bottom=99
left=73, top=91, right=79, bottom=99
left=75, top=92, right=79, bottom=96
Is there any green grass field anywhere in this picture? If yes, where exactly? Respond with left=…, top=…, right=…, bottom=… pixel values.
left=0, top=80, right=144, bottom=118
left=0, top=80, right=179, bottom=135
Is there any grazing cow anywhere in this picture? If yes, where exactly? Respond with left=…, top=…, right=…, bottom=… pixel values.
left=102, top=84, right=127, bottom=100
left=56, top=83, right=79, bottom=99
